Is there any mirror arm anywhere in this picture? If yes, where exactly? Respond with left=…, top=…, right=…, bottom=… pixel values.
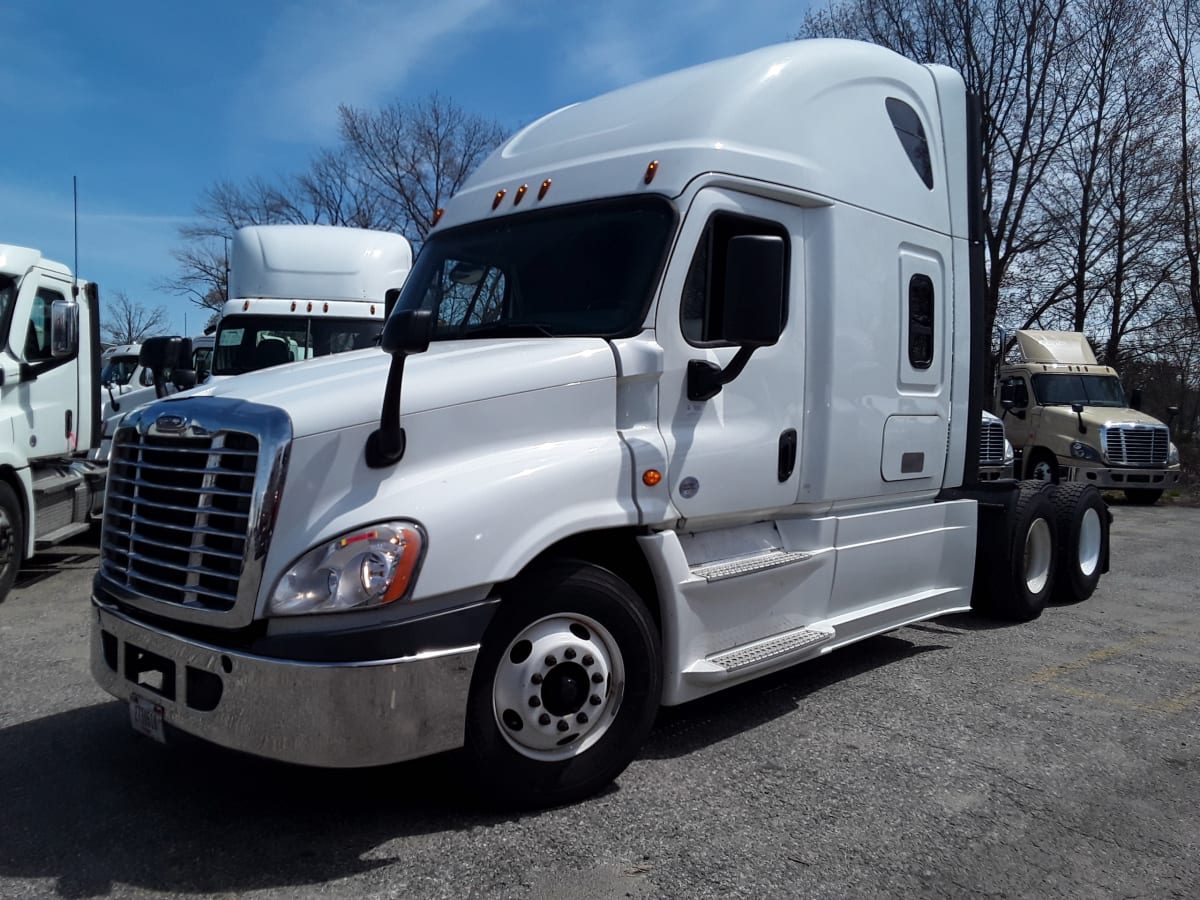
left=687, top=346, right=757, bottom=402
left=365, top=356, right=409, bottom=468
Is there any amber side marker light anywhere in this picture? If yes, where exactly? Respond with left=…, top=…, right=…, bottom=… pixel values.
left=493, top=190, right=507, bottom=210
left=514, top=184, right=529, bottom=205
left=644, top=160, right=659, bottom=185
left=538, top=179, right=552, bottom=200
left=431, top=208, right=445, bottom=227
left=642, top=469, right=663, bottom=487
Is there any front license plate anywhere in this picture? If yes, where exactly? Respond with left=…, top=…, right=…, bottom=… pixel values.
left=129, top=693, right=166, bottom=744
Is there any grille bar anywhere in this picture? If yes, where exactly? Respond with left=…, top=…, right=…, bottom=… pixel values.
left=979, top=420, right=1007, bottom=465
left=101, top=425, right=260, bottom=613
left=1104, top=424, right=1169, bottom=467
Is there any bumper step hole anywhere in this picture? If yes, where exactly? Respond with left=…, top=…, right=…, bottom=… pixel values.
left=185, top=666, right=224, bottom=712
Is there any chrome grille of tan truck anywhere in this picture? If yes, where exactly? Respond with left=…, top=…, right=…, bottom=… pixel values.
left=1103, top=424, right=1169, bottom=467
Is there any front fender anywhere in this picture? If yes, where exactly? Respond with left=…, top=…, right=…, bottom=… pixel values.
left=261, top=376, right=638, bottom=616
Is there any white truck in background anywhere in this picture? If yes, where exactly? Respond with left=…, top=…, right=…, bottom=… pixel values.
left=997, top=329, right=1181, bottom=504
left=91, top=40, right=1113, bottom=806
left=1, top=245, right=104, bottom=602
left=94, top=226, right=412, bottom=459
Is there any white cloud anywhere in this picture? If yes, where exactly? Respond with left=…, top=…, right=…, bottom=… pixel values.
left=233, top=0, right=508, bottom=143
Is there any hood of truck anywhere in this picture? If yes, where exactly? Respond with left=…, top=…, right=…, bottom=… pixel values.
left=1039, top=404, right=1167, bottom=435
left=160, top=339, right=617, bottom=438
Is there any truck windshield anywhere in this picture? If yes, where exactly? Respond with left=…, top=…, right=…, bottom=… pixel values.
left=100, top=355, right=140, bottom=386
left=391, top=197, right=676, bottom=339
left=1032, top=373, right=1127, bottom=408
left=213, top=314, right=382, bottom=376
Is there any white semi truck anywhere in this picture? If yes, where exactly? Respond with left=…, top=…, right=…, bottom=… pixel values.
left=997, top=329, right=1182, bottom=504
left=93, top=225, right=412, bottom=459
left=1, top=246, right=104, bottom=601
left=90, top=40, right=1112, bottom=805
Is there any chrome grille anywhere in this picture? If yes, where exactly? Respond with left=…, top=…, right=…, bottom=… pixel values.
left=100, top=429, right=258, bottom=611
left=979, top=419, right=1007, bottom=466
left=1103, top=424, right=1169, bottom=467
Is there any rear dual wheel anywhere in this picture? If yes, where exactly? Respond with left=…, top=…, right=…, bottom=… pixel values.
left=1050, top=483, right=1109, bottom=603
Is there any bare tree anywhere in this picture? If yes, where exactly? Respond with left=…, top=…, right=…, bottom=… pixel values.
left=338, top=93, right=508, bottom=242
left=163, top=93, right=506, bottom=306
left=102, top=291, right=170, bottom=345
left=800, top=0, right=1088, bottom=385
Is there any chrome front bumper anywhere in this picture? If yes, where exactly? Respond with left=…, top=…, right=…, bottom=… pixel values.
left=1065, top=465, right=1182, bottom=490
left=91, top=600, right=478, bottom=768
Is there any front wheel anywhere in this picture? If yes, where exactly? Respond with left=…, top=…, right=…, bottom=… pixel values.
left=0, top=482, right=24, bottom=603
left=464, top=561, right=661, bottom=807
left=1123, top=488, right=1162, bottom=505
left=1026, top=450, right=1060, bottom=484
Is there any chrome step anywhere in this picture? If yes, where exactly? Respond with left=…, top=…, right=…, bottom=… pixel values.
left=683, top=625, right=836, bottom=681
left=690, top=549, right=812, bottom=583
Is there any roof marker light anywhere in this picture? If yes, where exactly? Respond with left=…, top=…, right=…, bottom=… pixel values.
left=291, top=301, right=297, bottom=312
left=323, top=302, right=329, bottom=313
left=514, top=184, right=529, bottom=205
left=243, top=300, right=250, bottom=311
left=538, top=179, right=552, bottom=200
left=307, top=302, right=313, bottom=312
left=493, top=190, right=507, bottom=209
left=370, top=305, right=376, bottom=315
left=644, top=160, right=659, bottom=184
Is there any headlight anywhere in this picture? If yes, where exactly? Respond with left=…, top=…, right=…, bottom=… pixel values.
left=268, top=521, right=426, bottom=616
left=1168, top=443, right=1180, bottom=466
left=1070, top=441, right=1101, bottom=462
left=1003, top=440, right=1014, bottom=465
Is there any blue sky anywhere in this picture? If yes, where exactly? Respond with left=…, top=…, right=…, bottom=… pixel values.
left=3, top=0, right=811, bottom=335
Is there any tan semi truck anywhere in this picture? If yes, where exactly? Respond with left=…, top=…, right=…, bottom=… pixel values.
left=996, top=330, right=1181, bottom=504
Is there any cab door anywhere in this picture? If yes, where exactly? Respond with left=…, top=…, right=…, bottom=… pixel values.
left=655, top=188, right=805, bottom=522
left=7, top=271, right=79, bottom=460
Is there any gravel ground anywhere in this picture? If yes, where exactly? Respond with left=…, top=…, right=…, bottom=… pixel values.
left=0, top=503, right=1197, bottom=899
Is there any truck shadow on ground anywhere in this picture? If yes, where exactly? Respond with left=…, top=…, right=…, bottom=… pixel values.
left=0, top=633, right=944, bottom=898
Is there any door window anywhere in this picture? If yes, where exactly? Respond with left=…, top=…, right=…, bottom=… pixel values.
left=24, top=288, right=64, bottom=361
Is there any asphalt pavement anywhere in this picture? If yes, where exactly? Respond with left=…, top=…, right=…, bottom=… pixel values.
left=0, top=504, right=1197, bottom=899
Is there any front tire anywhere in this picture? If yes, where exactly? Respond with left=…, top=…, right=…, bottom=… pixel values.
left=1050, top=483, right=1109, bottom=603
left=464, top=560, right=661, bottom=807
left=1026, top=449, right=1060, bottom=484
left=0, top=482, right=24, bottom=603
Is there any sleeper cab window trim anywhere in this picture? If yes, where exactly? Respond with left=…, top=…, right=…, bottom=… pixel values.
left=886, top=97, right=934, bottom=190
left=681, top=212, right=790, bottom=347
left=907, top=273, right=934, bottom=369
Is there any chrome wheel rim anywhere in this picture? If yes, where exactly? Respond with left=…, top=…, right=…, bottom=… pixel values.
left=492, top=613, right=624, bottom=761
left=1024, top=518, right=1052, bottom=595
left=1077, top=508, right=1102, bottom=577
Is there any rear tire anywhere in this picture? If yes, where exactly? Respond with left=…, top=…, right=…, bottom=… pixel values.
left=1123, top=488, right=1162, bottom=505
left=464, top=560, right=661, bottom=808
left=1050, top=484, right=1108, bottom=603
left=0, top=482, right=24, bottom=603
left=976, top=481, right=1058, bottom=621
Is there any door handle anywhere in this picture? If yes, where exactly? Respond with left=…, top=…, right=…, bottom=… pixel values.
left=778, top=429, right=797, bottom=482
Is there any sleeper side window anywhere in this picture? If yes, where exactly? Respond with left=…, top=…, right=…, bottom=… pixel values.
left=681, top=213, right=789, bottom=346
left=886, top=98, right=934, bottom=190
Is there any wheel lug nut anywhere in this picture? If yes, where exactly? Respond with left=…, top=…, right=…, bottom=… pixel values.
left=564, top=648, right=576, bottom=660
left=589, top=694, right=602, bottom=706
left=545, top=655, right=557, bottom=667
left=539, top=713, right=551, bottom=726
left=556, top=720, right=569, bottom=732
left=529, top=696, right=541, bottom=708
left=591, top=672, right=604, bottom=684
left=531, top=673, right=543, bottom=685
left=577, top=712, right=589, bottom=724
left=582, top=655, right=594, bottom=666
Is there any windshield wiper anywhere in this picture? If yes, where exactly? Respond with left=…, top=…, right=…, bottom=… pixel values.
left=463, top=321, right=556, bottom=339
